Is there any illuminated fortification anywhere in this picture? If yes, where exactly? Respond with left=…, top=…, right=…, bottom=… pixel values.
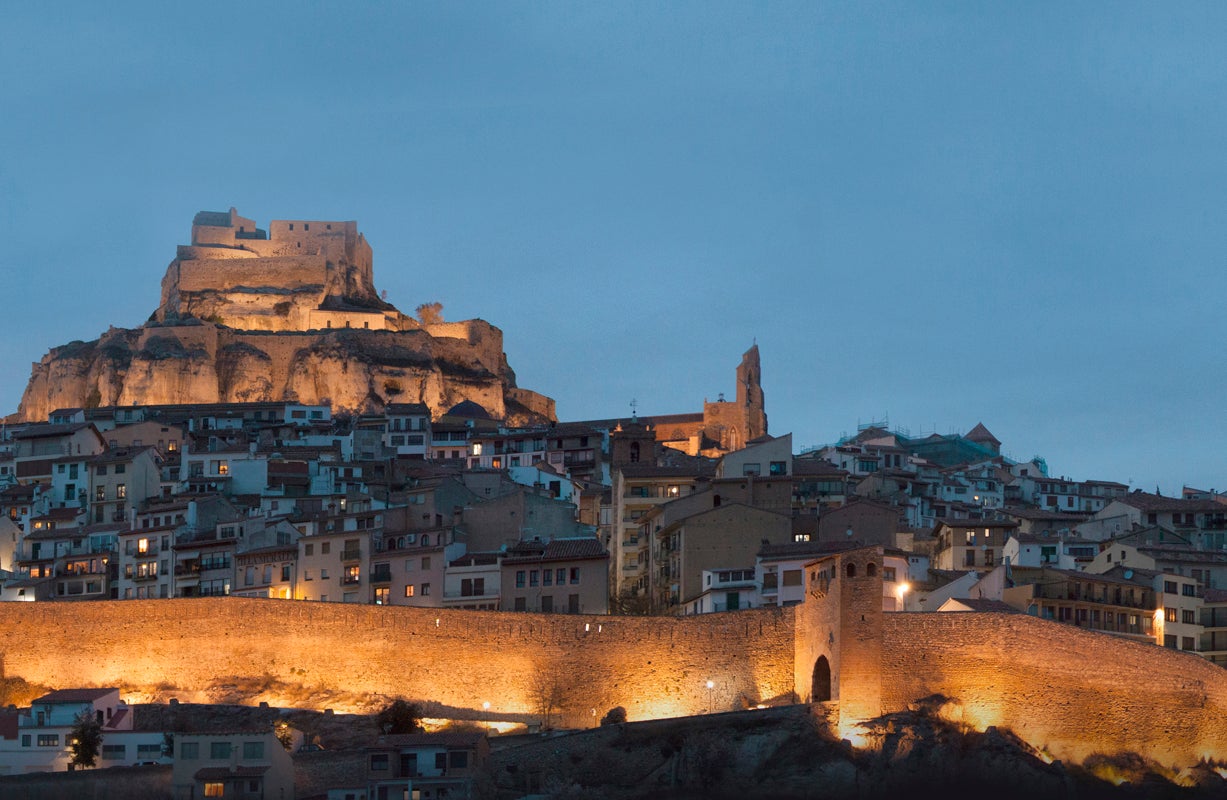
left=0, top=548, right=1222, bottom=767
left=18, top=209, right=555, bottom=422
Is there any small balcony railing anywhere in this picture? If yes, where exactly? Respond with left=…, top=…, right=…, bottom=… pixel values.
left=341, top=548, right=362, bottom=562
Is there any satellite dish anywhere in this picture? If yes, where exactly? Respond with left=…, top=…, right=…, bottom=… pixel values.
left=1123, top=569, right=1133, bottom=579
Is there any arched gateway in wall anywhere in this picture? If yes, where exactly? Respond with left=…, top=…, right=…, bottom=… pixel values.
left=812, top=655, right=832, bottom=702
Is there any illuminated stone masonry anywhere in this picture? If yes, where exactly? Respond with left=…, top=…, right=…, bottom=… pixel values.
left=0, top=547, right=1222, bottom=768
left=18, top=209, right=556, bottom=422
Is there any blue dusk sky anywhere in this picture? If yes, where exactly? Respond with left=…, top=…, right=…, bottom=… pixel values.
left=1, top=3, right=1223, bottom=493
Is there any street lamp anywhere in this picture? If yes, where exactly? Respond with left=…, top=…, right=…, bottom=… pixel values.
left=897, top=582, right=910, bottom=611
left=705, top=680, right=715, bottom=714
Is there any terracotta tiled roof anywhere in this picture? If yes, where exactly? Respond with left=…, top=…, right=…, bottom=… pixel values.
left=965, top=422, right=1001, bottom=446
left=502, top=538, right=607, bottom=564
left=1118, top=492, right=1224, bottom=513
left=758, top=541, right=859, bottom=560
left=792, top=460, right=848, bottom=477
left=945, top=598, right=1019, bottom=613
left=1001, top=508, right=1089, bottom=522
left=105, top=707, right=129, bottom=729
left=373, top=731, right=486, bottom=748
left=619, top=464, right=715, bottom=479
left=87, top=446, right=157, bottom=464
left=33, top=688, right=117, bottom=705
left=385, top=403, right=430, bottom=415
left=11, top=423, right=94, bottom=439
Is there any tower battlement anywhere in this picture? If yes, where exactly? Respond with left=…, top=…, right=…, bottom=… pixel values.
left=159, top=208, right=380, bottom=331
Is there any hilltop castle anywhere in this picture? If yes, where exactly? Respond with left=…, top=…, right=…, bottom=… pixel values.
left=18, top=209, right=555, bottom=422
left=158, top=208, right=394, bottom=332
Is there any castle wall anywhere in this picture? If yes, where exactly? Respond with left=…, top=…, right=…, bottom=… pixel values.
left=506, top=388, right=557, bottom=422
left=0, top=600, right=797, bottom=725
left=307, top=309, right=395, bottom=331
left=423, top=320, right=502, bottom=352
left=880, top=612, right=1227, bottom=765
left=0, top=595, right=1224, bottom=765
left=176, top=256, right=329, bottom=293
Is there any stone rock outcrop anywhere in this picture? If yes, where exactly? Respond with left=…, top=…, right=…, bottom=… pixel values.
left=17, top=209, right=555, bottom=423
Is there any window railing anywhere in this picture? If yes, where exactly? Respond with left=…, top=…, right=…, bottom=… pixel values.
left=341, top=548, right=362, bottom=562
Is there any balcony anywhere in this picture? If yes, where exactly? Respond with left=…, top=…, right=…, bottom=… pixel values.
left=341, top=548, right=362, bottom=562
left=443, top=589, right=499, bottom=600
left=370, top=568, right=392, bottom=583
left=175, top=564, right=201, bottom=576
left=341, top=575, right=362, bottom=586
left=58, top=565, right=107, bottom=578
left=132, top=572, right=159, bottom=583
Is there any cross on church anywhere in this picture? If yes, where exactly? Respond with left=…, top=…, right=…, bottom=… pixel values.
left=629, top=398, right=638, bottom=420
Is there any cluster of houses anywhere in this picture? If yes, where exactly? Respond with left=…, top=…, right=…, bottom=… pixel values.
left=1, top=395, right=1226, bottom=792
left=2, top=400, right=1226, bottom=666
left=0, top=401, right=611, bottom=616
left=0, top=685, right=488, bottom=799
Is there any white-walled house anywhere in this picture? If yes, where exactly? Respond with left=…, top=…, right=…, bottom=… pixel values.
left=1003, top=533, right=1099, bottom=572
left=686, top=567, right=758, bottom=614
left=0, top=688, right=164, bottom=774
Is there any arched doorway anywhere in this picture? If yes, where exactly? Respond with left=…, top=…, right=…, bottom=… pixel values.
left=812, top=655, right=832, bottom=702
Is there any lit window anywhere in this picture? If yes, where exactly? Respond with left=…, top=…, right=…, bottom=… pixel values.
left=204, top=783, right=224, bottom=797
left=405, top=585, right=415, bottom=597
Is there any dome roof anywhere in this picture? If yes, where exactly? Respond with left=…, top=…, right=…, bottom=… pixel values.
left=446, top=399, right=493, bottom=420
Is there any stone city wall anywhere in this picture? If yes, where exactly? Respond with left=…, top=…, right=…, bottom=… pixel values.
left=0, top=599, right=798, bottom=726
left=175, top=255, right=330, bottom=294
left=0, top=593, right=1222, bottom=766
left=880, top=612, right=1227, bottom=766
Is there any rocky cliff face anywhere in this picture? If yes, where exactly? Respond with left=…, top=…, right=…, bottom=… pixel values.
left=16, top=210, right=555, bottom=423
left=19, top=320, right=554, bottom=423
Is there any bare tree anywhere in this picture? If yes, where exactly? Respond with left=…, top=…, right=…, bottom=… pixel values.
left=528, top=668, right=570, bottom=730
